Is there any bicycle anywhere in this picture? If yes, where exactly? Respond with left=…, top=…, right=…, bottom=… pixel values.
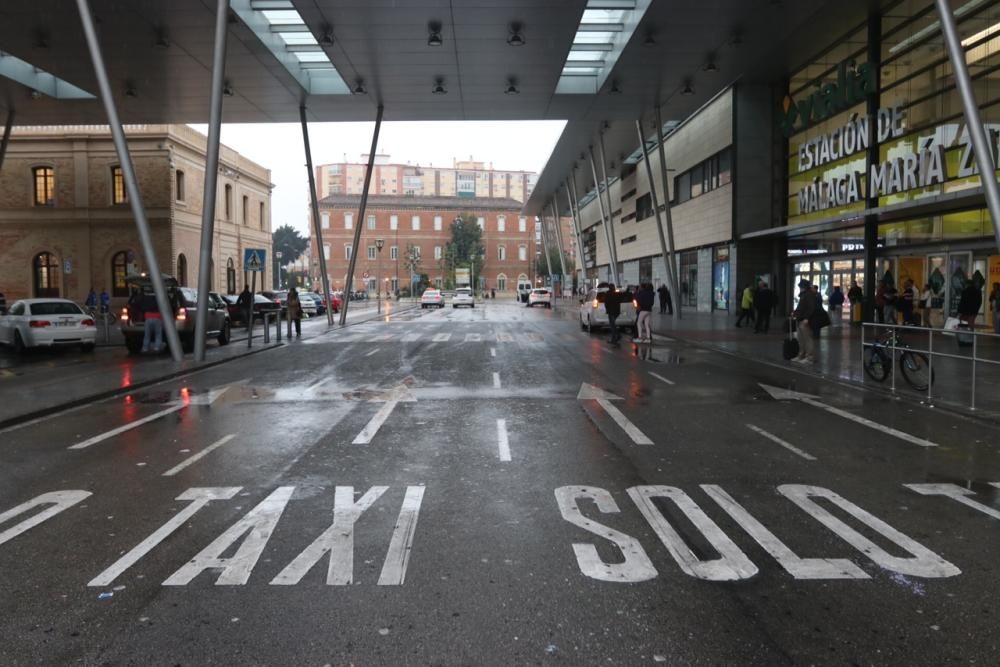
left=863, top=329, right=934, bottom=391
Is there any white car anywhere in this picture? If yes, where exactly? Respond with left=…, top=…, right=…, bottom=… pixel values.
left=297, top=293, right=318, bottom=316
left=579, top=285, right=638, bottom=333
left=0, top=298, right=98, bottom=353
left=452, top=288, right=475, bottom=308
left=527, top=288, right=552, bottom=308
left=420, top=288, right=445, bottom=309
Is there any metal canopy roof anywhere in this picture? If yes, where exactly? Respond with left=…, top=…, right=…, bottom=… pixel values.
left=0, top=0, right=877, bottom=211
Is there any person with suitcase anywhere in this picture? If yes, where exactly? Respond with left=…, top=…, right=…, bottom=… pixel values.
left=956, top=282, right=982, bottom=346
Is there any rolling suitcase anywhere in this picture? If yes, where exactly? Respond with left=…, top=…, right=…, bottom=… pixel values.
left=782, top=318, right=800, bottom=360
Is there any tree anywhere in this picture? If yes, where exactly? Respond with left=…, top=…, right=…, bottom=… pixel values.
left=536, top=248, right=574, bottom=279
left=449, top=213, right=485, bottom=266
left=272, top=224, right=309, bottom=266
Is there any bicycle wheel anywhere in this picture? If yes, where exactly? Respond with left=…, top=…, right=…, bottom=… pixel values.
left=863, top=347, right=890, bottom=382
left=900, top=351, right=933, bottom=391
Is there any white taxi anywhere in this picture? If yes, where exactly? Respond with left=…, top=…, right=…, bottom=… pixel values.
left=0, top=299, right=98, bottom=353
left=420, top=288, right=445, bottom=309
left=452, top=287, right=475, bottom=308
left=527, top=288, right=552, bottom=308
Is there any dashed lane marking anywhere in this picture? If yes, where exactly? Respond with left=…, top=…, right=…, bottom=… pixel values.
left=490, top=347, right=496, bottom=357
left=493, top=372, right=502, bottom=389
left=162, top=434, right=238, bottom=477
left=648, top=372, right=675, bottom=385
left=746, top=424, right=816, bottom=461
left=497, top=419, right=511, bottom=462
left=365, top=348, right=380, bottom=357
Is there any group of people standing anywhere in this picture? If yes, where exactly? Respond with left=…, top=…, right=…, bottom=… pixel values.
left=734, top=281, right=777, bottom=333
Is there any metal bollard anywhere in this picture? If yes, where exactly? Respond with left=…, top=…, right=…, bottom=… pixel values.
left=926, top=329, right=934, bottom=405
left=971, top=333, right=977, bottom=411
left=264, top=312, right=271, bottom=344
left=103, top=312, right=111, bottom=344
left=276, top=309, right=282, bottom=342
left=247, top=312, right=253, bottom=349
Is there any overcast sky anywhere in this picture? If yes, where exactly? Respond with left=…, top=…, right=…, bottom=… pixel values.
left=189, top=121, right=566, bottom=236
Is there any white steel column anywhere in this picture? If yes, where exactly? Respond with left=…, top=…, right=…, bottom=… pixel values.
left=935, top=0, right=1000, bottom=250
left=636, top=118, right=679, bottom=315
left=596, top=131, right=622, bottom=285
left=588, top=147, right=618, bottom=285
left=539, top=213, right=554, bottom=286
left=193, top=0, right=231, bottom=362
left=654, top=105, right=682, bottom=317
left=549, top=200, right=569, bottom=292
left=301, top=105, right=334, bottom=326
left=76, top=0, right=183, bottom=361
left=564, top=178, right=586, bottom=284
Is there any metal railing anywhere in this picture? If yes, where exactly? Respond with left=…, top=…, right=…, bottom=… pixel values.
left=861, top=321, right=1000, bottom=411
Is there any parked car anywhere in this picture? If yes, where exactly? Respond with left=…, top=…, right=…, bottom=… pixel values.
left=579, top=283, right=638, bottom=333
left=299, top=291, right=325, bottom=316
left=452, top=287, right=475, bottom=308
left=517, top=280, right=533, bottom=303
left=528, top=288, right=552, bottom=308
left=221, top=293, right=281, bottom=326
left=261, top=290, right=288, bottom=310
left=420, top=289, right=445, bottom=309
left=0, top=298, right=97, bottom=353
left=120, top=274, right=231, bottom=354
left=297, top=292, right=318, bottom=317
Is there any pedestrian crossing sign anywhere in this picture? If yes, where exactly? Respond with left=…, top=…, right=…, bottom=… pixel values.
left=244, top=248, right=266, bottom=272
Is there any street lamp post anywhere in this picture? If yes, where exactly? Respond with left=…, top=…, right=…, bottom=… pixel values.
left=274, top=250, right=283, bottom=290
left=375, top=238, right=385, bottom=314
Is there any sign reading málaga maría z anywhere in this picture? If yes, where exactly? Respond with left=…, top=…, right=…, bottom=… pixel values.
left=781, top=60, right=877, bottom=138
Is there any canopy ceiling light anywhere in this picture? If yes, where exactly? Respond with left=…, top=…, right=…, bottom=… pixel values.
left=124, top=82, right=138, bottom=98
left=428, top=22, right=443, bottom=47
left=505, top=78, right=520, bottom=95
left=223, top=80, right=235, bottom=96
left=703, top=59, right=718, bottom=72
left=507, top=22, right=525, bottom=46
left=353, top=79, right=367, bottom=95
left=319, top=24, right=334, bottom=46
left=608, top=80, right=622, bottom=94
left=680, top=80, right=694, bottom=96
left=432, top=78, right=447, bottom=95
left=556, top=0, right=651, bottom=95
left=155, top=27, right=170, bottom=49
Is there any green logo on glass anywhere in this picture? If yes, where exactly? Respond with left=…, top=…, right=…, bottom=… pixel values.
left=781, top=60, right=877, bottom=137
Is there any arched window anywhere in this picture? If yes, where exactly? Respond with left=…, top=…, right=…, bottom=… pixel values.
left=497, top=244, right=506, bottom=261
left=227, top=258, right=236, bottom=294
left=111, top=251, right=130, bottom=296
left=497, top=273, right=508, bottom=291
left=177, top=254, right=188, bottom=286
left=33, top=252, right=60, bottom=297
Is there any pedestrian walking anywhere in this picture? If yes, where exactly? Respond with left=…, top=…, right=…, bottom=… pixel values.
left=491, top=288, right=496, bottom=299
left=99, top=287, right=111, bottom=314
left=236, top=285, right=253, bottom=326
left=828, top=285, right=845, bottom=322
left=919, top=283, right=933, bottom=327
left=883, top=282, right=898, bottom=324
left=990, top=282, right=1000, bottom=334
left=85, top=287, right=98, bottom=311
left=736, top=284, right=755, bottom=327
left=791, top=280, right=817, bottom=364
left=287, top=288, right=303, bottom=337
left=604, top=284, right=622, bottom=344
left=657, top=283, right=672, bottom=315
left=900, top=279, right=917, bottom=325
left=957, top=281, right=982, bottom=330
left=875, top=282, right=886, bottom=324
left=140, top=290, right=164, bottom=353
left=634, top=283, right=655, bottom=343
left=753, top=281, right=775, bottom=333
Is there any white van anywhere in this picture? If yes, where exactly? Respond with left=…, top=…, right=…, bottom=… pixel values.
left=516, top=280, right=532, bottom=303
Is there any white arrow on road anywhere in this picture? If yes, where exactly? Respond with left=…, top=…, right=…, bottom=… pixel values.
left=758, top=383, right=939, bottom=448
left=577, top=383, right=653, bottom=446
left=352, top=382, right=417, bottom=445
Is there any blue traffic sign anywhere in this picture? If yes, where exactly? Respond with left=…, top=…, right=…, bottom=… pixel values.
left=244, top=248, right=267, bottom=273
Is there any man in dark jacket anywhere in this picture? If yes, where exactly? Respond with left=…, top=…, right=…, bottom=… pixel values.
left=236, top=285, right=253, bottom=326
left=657, top=284, right=672, bottom=314
left=634, top=283, right=655, bottom=343
left=958, top=282, right=983, bottom=330
left=753, top=282, right=775, bottom=333
left=791, top=280, right=817, bottom=363
left=604, top=284, right=622, bottom=344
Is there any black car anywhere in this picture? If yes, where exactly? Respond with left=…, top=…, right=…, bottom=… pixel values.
left=222, top=294, right=282, bottom=326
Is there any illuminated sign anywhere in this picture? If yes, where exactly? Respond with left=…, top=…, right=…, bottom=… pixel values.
left=781, top=60, right=877, bottom=137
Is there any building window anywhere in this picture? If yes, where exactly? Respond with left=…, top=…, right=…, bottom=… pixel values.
left=224, top=185, right=233, bottom=220
left=226, top=258, right=236, bottom=294
left=368, top=214, right=376, bottom=230
left=434, top=216, right=443, bottom=231
left=497, top=245, right=506, bottom=261
left=259, top=202, right=265, bottom=230
left=635, top=193, right=654, bottom=221
left=390, top=246, right=399, bottom=260
left=497, top=274, right=507, bottom=291
left=434, top=245, right=442, bottom=260
left=345, top=212, right=353, bottom=229
left=33, top=252, right=60, bottom=297
left=242, top=195, right=249, bottom=225
left=321, top=212, right=330, bottom=229
left=674, top=147, right=732, bottom=204
left=518, top=244, right=527, bottom=262
left=390, top=215, right=398, bottom=230
left=368, top=246, right=377, bottom=260
left=412, top=215, right=421, bottom=231
left=323, top=244, right=331, bottom=260
left=177, top=254, right=188, bottom=286
left=344, top=245, right=352, bottom=260
left=519, top=216, right=527, bottom=232
left=477, top=217, right=485, bottom=230
left=111, top=251, right=129, bottom=297
left=111, top=166, right=126, bottom=205
left=175, top=170, right=185, bottom=202
left=497, top=216, right=506, bottom=232
left=33, top=167, right=54, bottom=206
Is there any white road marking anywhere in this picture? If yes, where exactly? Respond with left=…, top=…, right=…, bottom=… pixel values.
left=272, top=486, right=388, bottom=586
left=338, top=334, right=363, bottom=342
left=163, top=486, right=295, bottom=586
left=555, top=486, right=656, bottom=583
left=353, top=402, right=397, bottom=445
left=746, top=424, right=816, bottom=461
left=627, top=486, right=758, bottom=581
left=378, top=486, right=426, bottom=586
left=68, top=404, right=184, bottom=450
left=0, top=490, right=91, bottom=548
left=905, top=483, right=1000, bottom=521
left=492, top=372, right=502, bottom=389
left=432, top=333, right=451, bottom=342
left=701, top=484, right=867, bottom=579
left=490, top=347, right=496, bottom=357
left=365, top=348, right=380, bottom=357
left=89, top=487, right=241, bottom=586
left=496, top=332, right=513, bottom=342
left=370, top=334, right=394, bottom=342
left=759, top=383, right=939, bottom=448
left=162, top=434, right=238, bottom=477
left=779, top=484, right=960, bottom=578
left=402, top=333, right=421, bottom=342
left=648, top=372, right=675, bottom=385
left=496, top=419, right=511, bottom=462
left=577, top=383, right=653, bottom=446
left=465, top=333, right=482, bottom=342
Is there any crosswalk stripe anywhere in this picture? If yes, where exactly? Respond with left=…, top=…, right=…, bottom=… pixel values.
left=432, top=333, right=451, bottom=342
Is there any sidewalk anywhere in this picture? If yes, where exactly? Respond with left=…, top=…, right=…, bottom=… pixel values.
left=646, top=308, right=1000, bottom=418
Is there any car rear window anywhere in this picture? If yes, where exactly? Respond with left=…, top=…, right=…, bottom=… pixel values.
left=531, top=289, right=550, bottom=295
left=424, top=290, right=439, bottom=295
left=29, top=302, right=83, bottom=315
left=180, top=287, right=199, bottom=306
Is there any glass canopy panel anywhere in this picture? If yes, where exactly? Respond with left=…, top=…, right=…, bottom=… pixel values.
left=278, top=32, right=319, bottom=46
left=260, top=10, right=302, bottom=24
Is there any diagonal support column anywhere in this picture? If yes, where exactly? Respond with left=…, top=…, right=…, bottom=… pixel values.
left=539, top=212, right=554, bottom=286
left=340, top=104, right=384, bottom=326
left=564, top=178, right=586, bottom=284
left=0, top=108, right=14, bottom=173
left=301, top=106, right=334, bottom=326
left=194, top=0, right=231, bottom=362
left=935, top=0, right=1000, bottom=251
left=636, top=118, right=679, bottom=316
left=596, top=130, right=622, bottom=285
left=549, top=200, right=569, bottom=298
left=654, top=105, right=682, bottom=318
left=76, top=0, right=182, bottom=361
left=588, top=147, right=619, bottom=285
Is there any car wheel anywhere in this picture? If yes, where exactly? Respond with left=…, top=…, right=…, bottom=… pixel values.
left=13, top=330, right=27, bottom=354
left=124, top=335, right=143, bottom=354
left=80, top=343, right=95, bottom=353
left=218, top=320, right=231, bottom=346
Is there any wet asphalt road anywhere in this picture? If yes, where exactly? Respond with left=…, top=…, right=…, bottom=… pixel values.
left=2, top=301, right=1000, bottom=665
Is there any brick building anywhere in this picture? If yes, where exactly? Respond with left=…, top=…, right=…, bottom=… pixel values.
left=315, top=155, right=538, bottom=203
left=308, top=195, right=537, bottom=294
left=0, top=125, right=272, bottom=306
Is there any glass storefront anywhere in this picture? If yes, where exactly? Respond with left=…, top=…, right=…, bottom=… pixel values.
left=712, top=246, right=730, bottom=311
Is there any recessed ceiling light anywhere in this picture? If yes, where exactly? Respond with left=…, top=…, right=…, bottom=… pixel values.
left=680, top=81, right=694, bottom=96
left=643, top=32, right=656, bottom=47
left=223, top=80, right=235, bottom=96
left=155, top=27, right=171, bottom=49
left=703, top=60, right=718, bottom=72
left=124, top=82, right=138, bottom=98
left=428, top=22, right=443, bottom=47
left=507, top=22, right=525, bottom=46
left=319, top=25, right=334, bottom=46
left=353, top=79, right=367, bottom=94
left=609, top=81, right=622, bottom=94
left=505, top=78, right=519, bottom=95
left=432, top=77, right=447, bottom=94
